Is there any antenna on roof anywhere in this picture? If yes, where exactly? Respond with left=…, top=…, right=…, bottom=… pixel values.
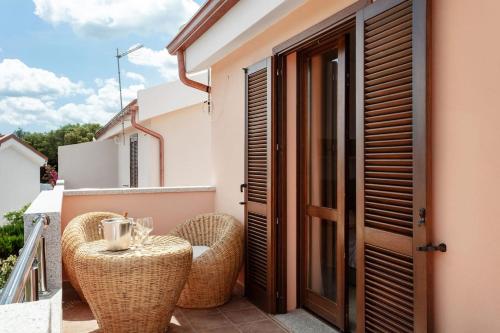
left=115, top=44, right=144, bottom=144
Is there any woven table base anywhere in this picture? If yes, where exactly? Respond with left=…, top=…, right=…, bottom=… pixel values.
left=74, top=235, right=192, bottom=333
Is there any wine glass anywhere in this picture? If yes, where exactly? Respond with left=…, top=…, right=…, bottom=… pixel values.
left=136, top=217, right=153, bottom=245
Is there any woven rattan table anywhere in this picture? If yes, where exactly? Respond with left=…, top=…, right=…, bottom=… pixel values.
left=74, top=235, right=192, bottom=333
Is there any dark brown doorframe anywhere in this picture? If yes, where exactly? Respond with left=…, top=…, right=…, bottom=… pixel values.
left=273, top=54, right=288, bottom=314
left=272, top=1, right=432, bottom=332
left=272, top=3, right=360, bottom=321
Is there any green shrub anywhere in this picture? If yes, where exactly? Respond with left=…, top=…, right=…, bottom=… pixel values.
left=0, top=204, right=29, bottom=260
left=0, top=255, right=18, bottom=289
left=3, top=204, right=28, bottom=225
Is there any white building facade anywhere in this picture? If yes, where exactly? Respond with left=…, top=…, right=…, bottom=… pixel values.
left=0, top=134, right=47, bottom=225
left=59, top=73, right=214, bottom=189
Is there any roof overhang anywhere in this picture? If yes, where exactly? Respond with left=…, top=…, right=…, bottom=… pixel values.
left=167, top=0, right=239, bottom=55
left=0, top=134, right=48, bottom=166
left=95, top=99, right=137, bottom=139
left=167, top=0, right=305, bottom=73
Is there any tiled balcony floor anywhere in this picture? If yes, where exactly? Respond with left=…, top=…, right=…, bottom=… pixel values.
left=63, top=283, right=289, bottom=333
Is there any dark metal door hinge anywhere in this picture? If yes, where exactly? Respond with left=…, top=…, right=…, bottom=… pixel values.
left=418, top=208, right=426, bottom=226
left=417, top=243, right=447, bottom=252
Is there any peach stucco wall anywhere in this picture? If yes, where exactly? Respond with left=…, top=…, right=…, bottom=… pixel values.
left=61, top=190, right=215, bottom=235
left=431, top=0, right=500, bottom=331
left=209, top=0, right=500, bottom=328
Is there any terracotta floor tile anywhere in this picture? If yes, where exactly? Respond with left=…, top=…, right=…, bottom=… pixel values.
left=168, top=323, right=195, bottom=333
left=223, top=308, right=268, bottom=324
left=180, top=307, right=221, bottom=318
left=219, top=296, right=256, bottom=313
left=63, top=301, right=95, bottom=320
left=187, top=312, right=233, bottom=331
left=197, top=325, right=241, bottom=333
left=238, top=319, right=287, bottom=333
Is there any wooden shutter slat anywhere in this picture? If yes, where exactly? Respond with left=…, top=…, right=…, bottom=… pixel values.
left=365, top=1, right=412, bottom=27
left=365, top=41, right=412, bottom=64
left=365, top=69, right=412, bottom=87
left=366, top=11, right=412, bottom=39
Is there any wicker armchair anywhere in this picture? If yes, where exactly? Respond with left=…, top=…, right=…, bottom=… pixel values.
left=62, top=212, right=122, bottom=300
left=169, top=213, right=244, bottom=308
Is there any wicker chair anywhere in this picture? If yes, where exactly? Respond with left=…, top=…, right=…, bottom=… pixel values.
left=62, top=211, right=122, bottom=300
left=169, top=213, right=244, bottom=308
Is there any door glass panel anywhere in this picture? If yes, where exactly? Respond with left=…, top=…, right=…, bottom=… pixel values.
left=307, top=217, right=337, bottom=302
left=307, top=50, right=338, bottom=209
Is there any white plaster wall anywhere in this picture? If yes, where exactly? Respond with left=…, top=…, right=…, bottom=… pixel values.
left=150, top=103, right=213, bottom=187
left=58, top=140, right=118, bottom=189
left=137, top=72, right=208, bottom=121
left=0, top=147, right=41, bottom=225
left=116, top=130, right=131, bottom=187
left=114, top=127, right=150, bottom=188
left=105, top=104, right=212, bottom=188
left=114, top=122, right=157, bottom=188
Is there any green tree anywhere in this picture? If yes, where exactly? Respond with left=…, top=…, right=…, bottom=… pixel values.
left=15, top=123, right=101, bottom=169
left=0, top=204, right=29, bottom=260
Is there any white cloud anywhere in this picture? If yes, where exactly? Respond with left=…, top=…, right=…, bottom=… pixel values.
left=0, top=58, right=144, bottom=131
left=125, top=71, right=146, bottom=83
left=0, top=78, right=143, bottom=130
left=33, top=0, right=199, bottom=38
left=59, top=78, right=143, bottom=124
left=0, top=97, right=53, bottom=127
left=0, top=58, right=89, bottom=98
left=127, top=46, right=178, bottom=80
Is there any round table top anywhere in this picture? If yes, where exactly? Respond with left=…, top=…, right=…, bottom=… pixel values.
left=76, top=235, right=192, bottom=261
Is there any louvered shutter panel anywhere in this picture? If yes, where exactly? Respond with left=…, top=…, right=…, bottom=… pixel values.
left=130, top=134, right=139, bottom=188
left=356, top=0, right=429, bottom=331
left=244, top=58, right=275, bottom=313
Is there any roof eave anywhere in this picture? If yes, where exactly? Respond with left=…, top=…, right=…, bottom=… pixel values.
left=0, top=134, right=48, bottom=162
left=95, top=99, right=137, bottom=139
left=166, top=0, right=239, bottom=55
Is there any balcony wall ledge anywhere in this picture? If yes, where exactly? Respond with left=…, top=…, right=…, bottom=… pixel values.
left=63, top=185, right=216, bottom=196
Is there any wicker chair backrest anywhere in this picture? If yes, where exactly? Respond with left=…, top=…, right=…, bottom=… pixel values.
left=173, top=213, right=242, bottom=247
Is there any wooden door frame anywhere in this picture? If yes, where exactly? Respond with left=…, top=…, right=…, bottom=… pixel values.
left=272, top=0, right=432, bottom=331
left=272, top=0, right=366, bottom=318
left=297, top=36, right=348, bottom=329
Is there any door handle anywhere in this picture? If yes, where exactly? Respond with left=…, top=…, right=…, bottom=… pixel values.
left=417, top=243, right=447, bottom=252
left=240, top=183, right=247, bottom=205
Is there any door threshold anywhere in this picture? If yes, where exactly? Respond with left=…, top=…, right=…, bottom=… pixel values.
left=273, top=308, right=341, bottom=333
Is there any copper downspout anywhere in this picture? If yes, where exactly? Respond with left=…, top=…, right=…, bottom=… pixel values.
left=130, top=104, right=165, bottom=187
left=177, top=50, right=211, bottom=93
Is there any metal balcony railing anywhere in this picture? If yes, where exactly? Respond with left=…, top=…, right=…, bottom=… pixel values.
left=0, top=214, right=50, bottom=304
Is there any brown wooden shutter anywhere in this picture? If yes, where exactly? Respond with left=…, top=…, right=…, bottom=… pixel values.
left=356, top=0, right=430, bottom=331
left=130, top=133, right=139, bottom=188
left=244, top=58, right=276, bottom=313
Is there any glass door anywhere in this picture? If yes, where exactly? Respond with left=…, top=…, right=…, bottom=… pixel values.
left=300, top=36, right=346, bottom=330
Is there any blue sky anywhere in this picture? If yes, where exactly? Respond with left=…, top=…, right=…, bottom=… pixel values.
left=0, top=0, right=204, bottom=133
